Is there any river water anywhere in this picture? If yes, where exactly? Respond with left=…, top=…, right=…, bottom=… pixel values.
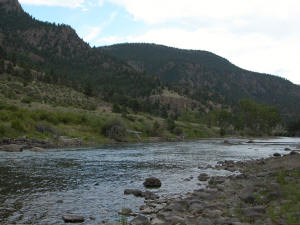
left=0, top=137, right=299, bottom=224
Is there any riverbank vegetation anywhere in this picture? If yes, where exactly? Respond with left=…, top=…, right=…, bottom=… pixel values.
left=0, top=64, right=289, bottom=145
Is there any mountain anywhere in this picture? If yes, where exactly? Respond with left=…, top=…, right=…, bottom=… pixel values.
left=1, top=0, right=299, bottom=119
left=0, top=0, right=161, bottom=101
left=0, top=0, right=23, bottom=12
left=101, top=43, right=300, bottom=117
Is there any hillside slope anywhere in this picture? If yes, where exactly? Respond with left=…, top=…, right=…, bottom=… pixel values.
left=101, top=43, right=300, bottom=117
left=0, top=0, right=161, bottom=100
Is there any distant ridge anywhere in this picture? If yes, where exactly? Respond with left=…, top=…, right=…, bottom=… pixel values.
left=101, top=43, right=300, bottom=117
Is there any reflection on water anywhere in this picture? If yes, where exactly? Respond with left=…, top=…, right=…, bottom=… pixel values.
left=0, top=137, right=299, bottom=224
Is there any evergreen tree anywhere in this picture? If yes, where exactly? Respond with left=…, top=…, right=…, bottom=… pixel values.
left=0, top=58, right=4, bottom=73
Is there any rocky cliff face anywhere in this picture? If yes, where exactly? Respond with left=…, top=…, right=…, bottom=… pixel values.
left=0, top=0, right=23, bottom=12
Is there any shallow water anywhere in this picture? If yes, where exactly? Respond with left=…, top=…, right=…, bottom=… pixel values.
left=0, top=137, right=299, bottom=224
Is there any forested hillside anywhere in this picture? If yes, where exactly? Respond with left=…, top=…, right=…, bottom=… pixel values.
left=101, top=43, right=300, bottom=118
left=0, top=0, right=161, bottom=102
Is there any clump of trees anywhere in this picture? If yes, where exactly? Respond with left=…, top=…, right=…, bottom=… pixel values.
left=207, top=99, right=282, bottom=136
left=287, top=119, right=300, bottom=136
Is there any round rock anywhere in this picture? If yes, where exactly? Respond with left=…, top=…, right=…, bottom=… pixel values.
left=143, top=177, right=161, bottom=188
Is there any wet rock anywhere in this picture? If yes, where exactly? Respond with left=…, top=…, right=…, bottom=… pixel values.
left=141, top=191, right=159, bottom=200
left=290, top=151, right=298, bottom=155
left=124, top=189, right=143, bottom=197
left=164, top=215, right=185, bottom=224
left=189, top=203, right=205, bottom=214
left=242, top=206, right=266, bottom=218
left=273, top=153, right=281, bottom=157
left=143, top=177, right=161, bottom=188
left=62, top=214, right=85, bottom=223
left=203, top=209, right=223, bottom=218
left=247, top=140, right=254, bottom=143
left=29, top=147, right=46, bottom=152
left=118, top=208, right=132, bottom=216
left=140, top=206, right=155, bottom=215
left=150, top=217, right=164, bottom=224
left=284, top=148, right=291, bottom=151
left=208, top=176, right=225, bottom=185
left=240, top=189, right=255, bottom=204
left=0, top=144, right=24, bottom=152
left=198, top=173, right=209, bottom=181
left=130, top=215, right=150, bottom=225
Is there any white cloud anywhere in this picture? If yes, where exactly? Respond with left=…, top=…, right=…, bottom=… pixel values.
left=19, top=0, right=86, bottom=8
left=98, top=0, right=104, bottom=7
left=107, top=0, right=300, bottom=25
left=84, top=27, right=102, bottom=42
left=83, top=11, right=118, bottom=43
left=100, top=0, right=300, bottom=84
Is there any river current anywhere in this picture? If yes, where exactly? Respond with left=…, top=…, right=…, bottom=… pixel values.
left=0, top=137, right=299, bottom=224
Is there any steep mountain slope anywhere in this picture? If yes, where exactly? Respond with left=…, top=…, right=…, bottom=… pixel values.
left=0, top=0, right=160, bottom=100
left=101, top=43, right=300, bottom=117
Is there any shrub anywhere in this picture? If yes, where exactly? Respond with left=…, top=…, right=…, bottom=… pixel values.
left=21, top=97, right=32, bottom=104
left=101, top=118, right=127, bottom=141
left=6, top=104, right=19, bottom=112
left=0, top=125, right=6, bottom=136
left=11, top=120, right=25, bottom=132
left=173, top=127, right=183, bottom=135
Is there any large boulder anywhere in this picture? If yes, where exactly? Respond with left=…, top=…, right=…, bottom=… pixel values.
left=143, top=177, right=161, bottom=188
left=62, top=214, right=85, bottom=223
left=0, top=144, right=24, bottom=152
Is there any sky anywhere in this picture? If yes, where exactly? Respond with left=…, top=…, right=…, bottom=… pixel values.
left=19, top=0, right=300, bottom=85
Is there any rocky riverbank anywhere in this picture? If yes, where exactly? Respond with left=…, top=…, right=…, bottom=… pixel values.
left=121, top=151, right=300, bottom=225
left=0, top=136, right=85, bottom=151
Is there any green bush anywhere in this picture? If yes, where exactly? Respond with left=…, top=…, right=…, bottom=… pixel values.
left=6, top=104, right=19, bottom=112
left=21, top=97, right=32, bottom=104
left=173, top=127, right=183, bottom=135
left=101, top=118, right=127, bottom=141
left=0, top=124, right=6, bottom=136
left=11, top=120, right=25, bottom=132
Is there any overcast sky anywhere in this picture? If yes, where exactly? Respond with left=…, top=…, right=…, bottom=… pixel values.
left=19, top=0, right=300, bottom=84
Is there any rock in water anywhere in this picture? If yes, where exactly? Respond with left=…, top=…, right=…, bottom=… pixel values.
left=198, top=173, right=209, bottom=181
left=62, top=214, right=84, bottom=223
left=290, top=151, right=298, bottom=155
left=273, top=153, right=281, bottom=157
left=0, top=144, right=24, bottom=152
left=124, top=189, right=143, bottom=197
left=29, top=147, right=46, bottom=152
left=143, top=177, right=161, bottom=188
left=118, top=208, right=132, bottom=216
left=130, top=215, right=150, bottom=225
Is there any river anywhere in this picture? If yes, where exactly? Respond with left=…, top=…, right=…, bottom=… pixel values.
left=0, top=137, right=299, bottom=224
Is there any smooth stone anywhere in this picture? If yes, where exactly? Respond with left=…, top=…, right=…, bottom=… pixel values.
left=198, top=173, right=209, bottom=181
left=62, top=214, right=85, bottom=223
left=29, top=147, right=46, bottom=152
left=118, top=208, right=132, bottom=216
left=130, top=215, right=150, bottom=225
left=143, top=177, right=161, bottom=188
left=124, top=189, right=143, bottom=197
